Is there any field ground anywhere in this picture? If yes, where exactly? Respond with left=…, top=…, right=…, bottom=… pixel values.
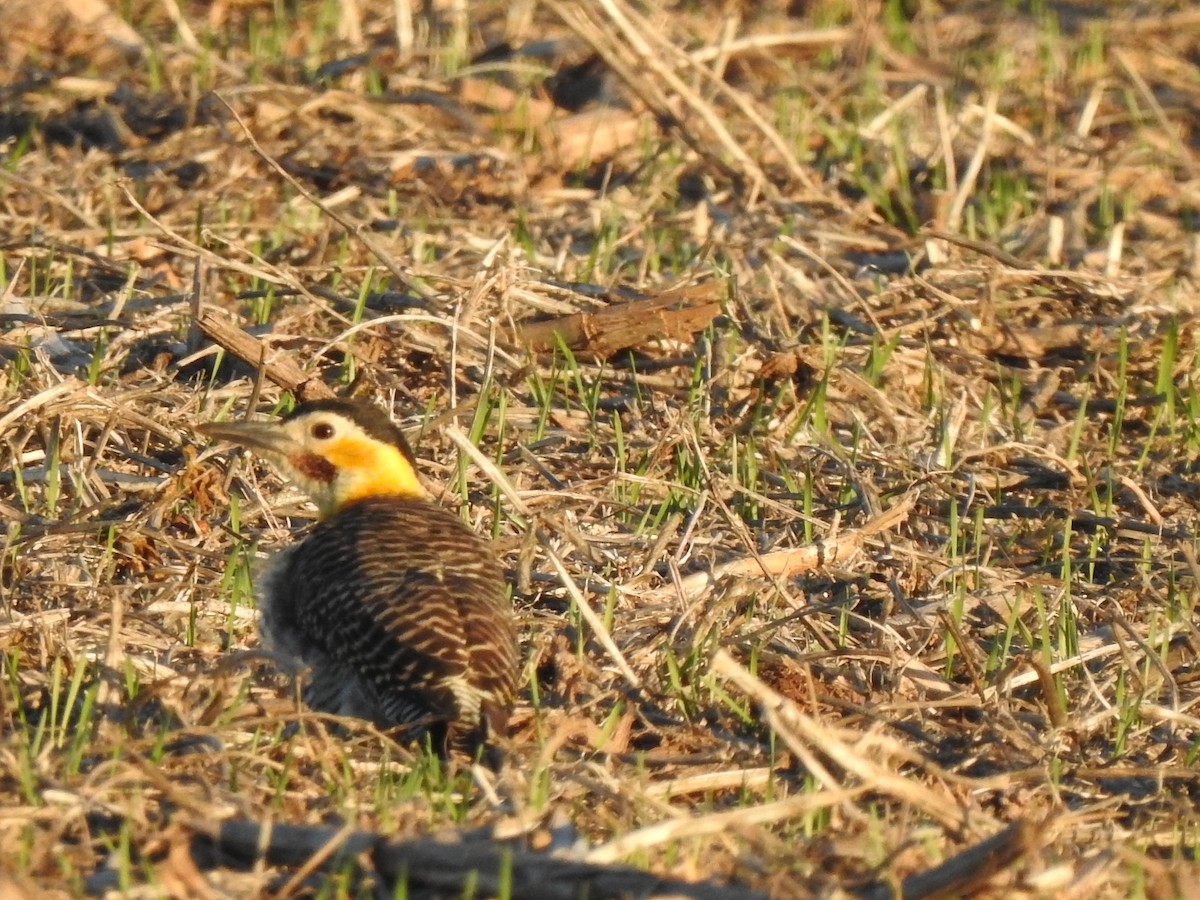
left=2, top=0, right=1200, bottom=896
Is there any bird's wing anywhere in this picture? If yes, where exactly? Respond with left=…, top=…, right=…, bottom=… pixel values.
left=269, top=499, right=507, bottom=730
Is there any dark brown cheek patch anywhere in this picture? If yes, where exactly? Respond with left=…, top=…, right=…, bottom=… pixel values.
left=292, top=452, right=336, bottom=483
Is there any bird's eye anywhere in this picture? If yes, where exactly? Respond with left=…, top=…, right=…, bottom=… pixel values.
left=311, top=421, right=335, bottom=440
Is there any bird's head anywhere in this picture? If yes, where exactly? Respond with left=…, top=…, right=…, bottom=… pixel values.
left=198, top=399, right=426, bottom=517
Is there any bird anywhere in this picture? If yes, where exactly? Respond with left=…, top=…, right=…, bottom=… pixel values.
left=198, top=397, right=519, bottom=758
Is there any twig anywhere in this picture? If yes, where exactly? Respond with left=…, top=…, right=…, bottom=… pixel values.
left=945, top=90, right=997, bottom=233
left=586, top=788, right=865, bottom=864
left=446, top=423, right=640, bottom=690
left=921, top=230, right=1038, bottom=270
left=687, top=28, right=853, bottom=62
left=712, top=649, right=971, bottom=831
left=1113, top=50, right=1194, bottom=177
left=158, top=0, right=199, bottom=50
left=544, top=543, right=642, bottom=691
left=444, top=424, right=531, bottom=520
left=274, top=820, right=362, bottom=899
left=193, top=309, right=335, bottom=402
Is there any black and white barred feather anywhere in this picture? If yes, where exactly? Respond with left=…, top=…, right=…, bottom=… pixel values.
left=259, top=496, right=518, bottom=755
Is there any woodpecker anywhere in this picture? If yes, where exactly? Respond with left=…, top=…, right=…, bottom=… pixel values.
left=199, top=398, right=518, bottom=757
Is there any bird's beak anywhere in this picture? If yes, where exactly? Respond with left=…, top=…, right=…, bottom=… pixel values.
left=197, top=420, right=297, bottom=456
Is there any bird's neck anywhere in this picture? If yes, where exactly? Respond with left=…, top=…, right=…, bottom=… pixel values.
left=333, top=444, right=427, bottom=513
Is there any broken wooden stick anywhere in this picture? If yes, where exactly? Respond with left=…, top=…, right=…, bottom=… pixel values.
left=197, top=818, right=766, bottom=900
left=193, top=308, right=335, bottom=403
left=516, top=282, right=723, bottom=359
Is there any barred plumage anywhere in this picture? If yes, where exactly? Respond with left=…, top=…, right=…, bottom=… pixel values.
left=199, top=399, right=518, bottom=756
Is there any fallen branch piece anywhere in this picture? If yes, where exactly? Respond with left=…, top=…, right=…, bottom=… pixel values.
left=516, top=283, right=723, bottom=359
left=196, top=818, right=766, bottom=900
left=194, top=309, right=335, bottom=402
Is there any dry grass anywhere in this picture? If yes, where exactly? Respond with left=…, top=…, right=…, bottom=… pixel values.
left=2, top=0, right=1200, bottom=897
